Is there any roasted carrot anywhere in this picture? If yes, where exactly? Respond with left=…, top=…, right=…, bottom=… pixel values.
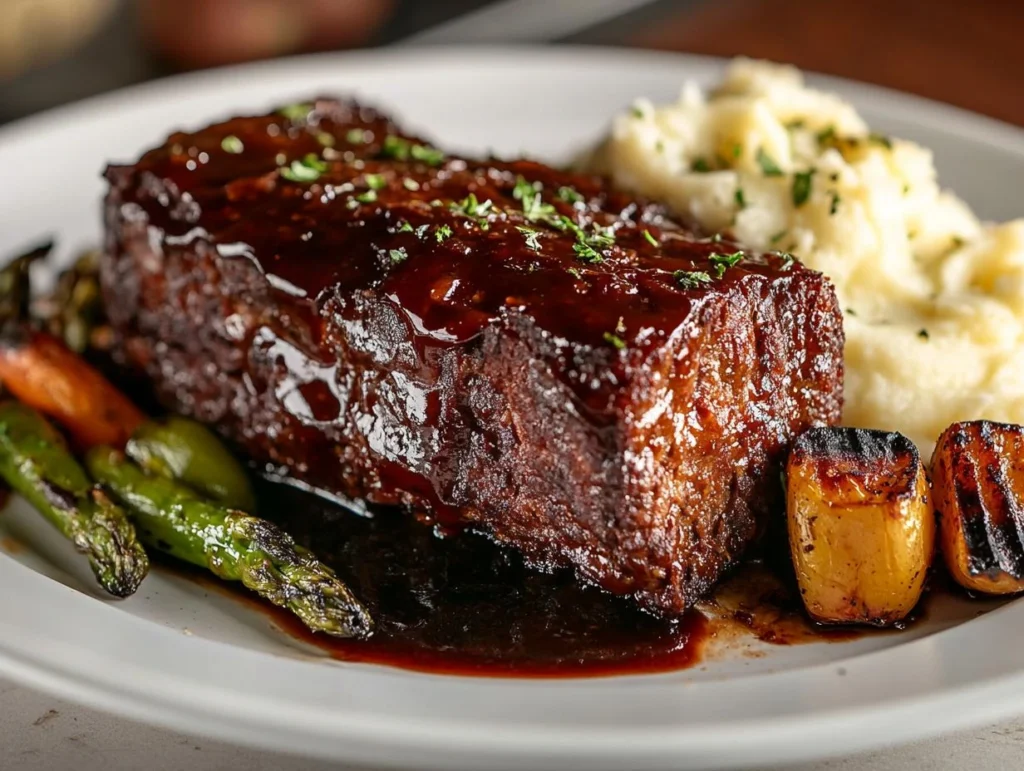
left=0, top=330, right=144, bottom=448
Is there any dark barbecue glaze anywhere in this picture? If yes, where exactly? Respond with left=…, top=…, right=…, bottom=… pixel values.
left=102, top=99, right=844, bottom=615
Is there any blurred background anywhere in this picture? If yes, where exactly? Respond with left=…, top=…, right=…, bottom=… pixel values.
left=0, top=0, right=1019, bottom=126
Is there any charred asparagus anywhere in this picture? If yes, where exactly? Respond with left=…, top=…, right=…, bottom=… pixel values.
left=0, top=402, right=148, bottom=596
left=87, top=446, right=373, bottom=638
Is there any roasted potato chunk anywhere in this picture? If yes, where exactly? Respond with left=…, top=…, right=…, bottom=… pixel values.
left=931, top=421, right=1024, bottom=595
left=787, top=427, right=934, bottom=626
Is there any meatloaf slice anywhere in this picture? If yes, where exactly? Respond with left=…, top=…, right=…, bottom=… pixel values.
left=101, top=99, right=843, bottom=615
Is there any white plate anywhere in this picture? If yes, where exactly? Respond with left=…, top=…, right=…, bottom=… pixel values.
left=2, top=46, right=1024, bottom=771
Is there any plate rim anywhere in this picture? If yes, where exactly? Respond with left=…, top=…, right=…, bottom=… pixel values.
left=2, top=45, right=1024, bottom=770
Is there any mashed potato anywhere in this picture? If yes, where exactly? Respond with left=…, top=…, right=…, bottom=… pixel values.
left=586, top=59, right=1024, bottom=449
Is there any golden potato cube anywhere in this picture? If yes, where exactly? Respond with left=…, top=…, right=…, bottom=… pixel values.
left=787, top=427, right=934, bottom=626
left=931, top=421, right=1024, bottom=595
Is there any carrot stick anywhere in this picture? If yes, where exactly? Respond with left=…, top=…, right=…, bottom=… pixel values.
left=0, top=330, right=144, bottom=448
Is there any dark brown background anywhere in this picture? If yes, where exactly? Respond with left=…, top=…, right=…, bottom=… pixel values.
left=634, top=0, right=1021, bottom=127
left=1, top=0, right=1020, bottom=127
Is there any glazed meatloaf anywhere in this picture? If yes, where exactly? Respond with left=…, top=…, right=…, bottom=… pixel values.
left=102, top=99, right=843, bottom=615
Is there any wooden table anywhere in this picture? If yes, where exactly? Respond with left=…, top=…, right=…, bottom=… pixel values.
left=634, top=0, right=1023, bottom=126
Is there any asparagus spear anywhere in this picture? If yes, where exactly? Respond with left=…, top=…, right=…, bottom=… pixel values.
left=87, top=446, right=373, bottom=639
left=0, top=402, right=149, bottom=597
left=127, top=416, right=257, bottom=512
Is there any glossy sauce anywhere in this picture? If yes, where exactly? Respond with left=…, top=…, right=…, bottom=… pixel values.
left=171, top=479, right=866, bottom=678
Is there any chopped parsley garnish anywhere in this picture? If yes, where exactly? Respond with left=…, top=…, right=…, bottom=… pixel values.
left=588, top=225, right=616, bottom=249
left=868, top=132, right=893, bottom=149
left=785, top=119, right=806, bottom=131
left=732, top=143, right=742, bottom=159
left=380, top=135, right=445, bottom=166
left=354, top=189, right=377, bottom=204
left=557, top=186, right=584, bottom=204
left=567, top=267, right=583, bottom=279
left=918, top=329, right=930, bottom=340
left=756, top=147, right=783, bottom=177
left=403, top=178, right=420, bottom=191
left=829, top=191, right=841, bottom=215
left=513, top=175, right=539, bottom=200
left=845, top=307, right=857, bottom=316
left=643, top=230, right=659, bottom=247
left=450, top=192, right=493, bottom=219
left=346, top=128, right=367, bottom=144
left=709, top=251, right=745, bottom=278
left=903, top=183, right=911, bottom=195
left=397, top=221, right=415, bottom=233
left=278, top=103, right=312, bottom=122
left=389, top=248, right=408, bottom=264
left=221, top=135, right=244, bottom=154
left=792, top=170, right=814, bottom=207
left=691, top=157, right=711, bottom=173
left=364, top=173, right=387, bottom=190
left=573, top=242, right=603, bottom=263
left=410, top=143, right=446, bottom=166
left=279, top=153, right=328, bottom=182
left=816, top=125, right=837, bottom=145
left=415, top=224, right=430, bottom=239
left=435, top=224, right=453, bottom=243
left=315, top=131, right=336, bottom=148
left=951, top=235, right=965, bottom=249
left=514, top=177, right=556, bottom=221
left=734, top=188, right=747, bottom=209
left=516, top=226, right=543, bottom=251
left=774, top=251, right=797, bottom=270
left=769, top=230, right=788, bottom=245
left=631, top=105, right=645, bottom=119
left=674, top=270, right=713, bottom=289
left=603, top=332, right=627, bottom=350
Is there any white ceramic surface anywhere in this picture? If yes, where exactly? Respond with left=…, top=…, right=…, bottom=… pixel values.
left=1, top=46, right=1024, bottom=771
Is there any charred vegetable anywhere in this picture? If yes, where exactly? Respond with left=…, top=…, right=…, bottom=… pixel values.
left=0, top=329, right=144, bottom=449
left=786, top=427, right=934, bottom=626
left=0, top=402, right=148, bottom=596
left=126, top=416, right=257, bottom=512
left=87, top=446, right=373, bottom=638
left=0, top=242, right=49, bottom=334
left=32, top=249, right=107, bottom=354
left=931, top=421, right=1024, bottom=595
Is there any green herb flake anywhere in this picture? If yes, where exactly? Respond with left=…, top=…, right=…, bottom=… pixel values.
left=278, top=103, right=313, bottom=122
left=389, top=248, right=408, bottom=264
left=280, top=153, right=328, bottom=182
left=868, top=132, right=893, bottom=150
left=346, top=128, right=367, bottom=144
left=845, top=307, right=857, bottom=317
left=221, top=135, right=244, bottom=154
left=354, top=189, right=378, bottom=204
left=567, top=267, right=583, bottom=279
left=829, top=191, right=841, bottom=215
left=710, top=233, right=723, bottom=243
left=416, top=224, right=431, bottom=239
left=410, top=143, right=446, bottom=166
left=816, top=125, right=837, bottom=145
left=557, top=186, right=584, bottom=204
left=516, top=226, right=543, bottom=251
left=903, top=183, right=911, bottom=195
left=691, top=157, right=711, bottom=173
left=402, top=178, right=420, bottom=191
left=756, top=147, right=783, bottom=177
left=573, top=242, right=603, bottom=264
left=674, top=270, right=713, bottom=289
left=785, top=119, right=806, bottom=131
left=364, top=173, right=387, bottom=190
left=732, top=143, right=743, bottom=159
left=435, top=224, right=453, bottom=243
left=769, top=230, right=788, bottom=245
left=774, top=251, right=797, bottom=271
left=631, top=105, right=645, bottom=119
left=951, top=235, right=965, bottom=249
left=643, top=230, right=659, bottom=247
left=734, top=188, right=747, bottom=209
left=315, top=131, right=336, bottom=148
left=709, top=250, right=745, bottom=279
left=588, top=225, right=616, bottom=249
left=603, top=332, right=627, bottom=350
left=918, top=328, right=930, bottom=340
left=396, top=221, right=414, bottom=233
left=451, top=193, right=493, bottom=220
left=792, top=170, right=814, bottom=207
